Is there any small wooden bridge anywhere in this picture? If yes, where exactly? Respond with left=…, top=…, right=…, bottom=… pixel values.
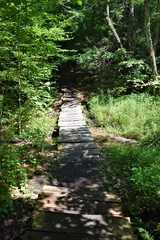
left=23, top=87, right=137, bottom=240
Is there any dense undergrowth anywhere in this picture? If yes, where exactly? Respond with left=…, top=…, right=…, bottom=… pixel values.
left=0, top=109, right=58, bottom=216
left=89, top=92, right=160, bottom=239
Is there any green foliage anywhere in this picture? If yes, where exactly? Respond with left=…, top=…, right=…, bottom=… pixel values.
left=0, top=144, right=26, bottom=215
left=0, top=110, right=58, bottom=215
left=138, top=228, right=154, bottom=240
left=0, top=0, right=79, bottom=216
left=0, top=0, right=75, bottom=135
left=0, top=144, right=26, bottom=188
left=73, top=0, right=160, bottom=94
left=101, top=143, right=160, bottom=216
left=89, top=93, right=160, bottom=141
left=77, top=44, right=151, bottom=93
left=0, top=190, right=13, bottom=215
left=22, top=110, right=58, bottom=150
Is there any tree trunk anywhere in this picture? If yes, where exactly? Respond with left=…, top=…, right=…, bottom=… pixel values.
left=125, top=0, right=135, bottom=49
left=144, top=0, right=158, bottom=94
left=106, top=0, right=123, bottom=49
left=153, top=0, right=160, bottom=52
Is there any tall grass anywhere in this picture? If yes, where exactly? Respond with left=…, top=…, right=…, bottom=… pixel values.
left=89, top=93, right=160, bottom=141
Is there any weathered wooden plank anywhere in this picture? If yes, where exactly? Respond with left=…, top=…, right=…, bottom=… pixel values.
left=51, top=163, right=104, bottom=188
left=59, top=112, right=83, bottom=117
left=57, top=136, right=93, bottom=143
left=42, top=185, right=121, bottom=203
left=59, top=127, right=90, bottom=134
left=32, top=211, right=134, bottom=237
left=58, top=121, right=86, bottom=127
left=58, top=142, right=98, bottom=150
left=53, top=179, right=105, bottom=189
left=61, top=108, right=82, bottom=114
left=57, top=154, right=99, bottom=163
left=61, top=104, right=79, bottom=110
left=62, top=97, right=77, bottom=101
left=23, top=230, right=136, bottom=240
left=59, top=132, right=92, bottom=138
left=59, top=126, right=89, bottom=130
left=60, top=87, right=72, bottom=93
left=37, top=199, right=122, bottom=216
left=61, top=101, right=80, bottom=105
left=58, top=149, right=100, bottom=156
left=61, top=104, right=81, bottom=109
left=52, top=161, right=100, bottom=179
left=59, top=116, right=84, bottom=121
left=59, top=115, right=84, bottom=120
left=37, top=186, right=122, bottom=215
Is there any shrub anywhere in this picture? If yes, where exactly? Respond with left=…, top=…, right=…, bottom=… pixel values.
left=101, top=143, right=160, bottom=216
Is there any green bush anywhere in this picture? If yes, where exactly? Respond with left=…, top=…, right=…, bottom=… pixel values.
left=0, top=144, right=27, bottom=215
left=0, top=111, right=58, bottom=215
left=101, top=144, right=160, bottom=216
left=22, top=111, right=58, bottom=150
left=0, top=144, right=26, bottom=188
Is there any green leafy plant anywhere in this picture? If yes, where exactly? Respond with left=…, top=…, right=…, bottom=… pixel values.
left=138, top=228, right=154, bottom=240
left=0, top=190, right=13, bottom=215
left=100, top=142, right=160, bottom=239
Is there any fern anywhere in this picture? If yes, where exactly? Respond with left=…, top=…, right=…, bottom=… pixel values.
left=138, top=228, right=154, bottom=240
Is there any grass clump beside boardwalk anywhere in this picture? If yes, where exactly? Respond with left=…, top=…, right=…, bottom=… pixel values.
left=100, top=143, right=160, bottom=239
left=89, top=92, right=160, bottom=239
left=89, top=93, right=160, bottom=142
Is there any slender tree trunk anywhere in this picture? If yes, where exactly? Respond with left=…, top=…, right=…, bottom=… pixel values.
left=106, top=0, right=123, bottom=48
left=153, top=0, right=160, bottom=52
left=126, top=0, right=135, bottom=49
left=144, top=0, right=158, bottom=94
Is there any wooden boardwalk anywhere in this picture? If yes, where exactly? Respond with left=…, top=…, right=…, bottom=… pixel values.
left=23, top=88, right=137, bottom=240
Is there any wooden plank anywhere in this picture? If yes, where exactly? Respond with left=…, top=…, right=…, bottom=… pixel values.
left=56, top=154, right=99, bottom=163
left=37, top=187, right=122, bottom=215
left=59, top=132, right=92, bottom=138
left=59, top=115, right=84, bottom=120
left=61, top=100, right=79, bottom=105
left=59, top=126, right=89, bottom=130
left=23, top=230, right=137, bottom=240
left=32, top=211, right=134, bottom=237
left=58, top=121, right=86, bottom=127
left=57, top=136, right=93, bottom=143
left=59, top=128, right=90, bottom=134
left=52, top=161, right=100, bottom=181
left=61, top=109, right=82, bottom=114
left=52, top=178, right=105, bottom=189
left=58, top=149, right=100, bottom=156
left=61, top=105, right=81, bottom=110
left=59, top=116, right=84, bottom=121
left=62, top=97, right=77, bottom=101
left=58, top=142, right=98, bottom=150
left=59, top=113, right=83, bottom=117
left=37, top=200, right=122, bottom=216
left=42, top=185, right=121, bottom=203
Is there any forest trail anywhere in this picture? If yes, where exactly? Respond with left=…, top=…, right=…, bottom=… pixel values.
left=23, top=87, right=137, bottom=240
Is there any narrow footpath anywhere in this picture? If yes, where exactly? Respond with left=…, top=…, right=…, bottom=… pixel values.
left=23, top=87, right=137, bottom=240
